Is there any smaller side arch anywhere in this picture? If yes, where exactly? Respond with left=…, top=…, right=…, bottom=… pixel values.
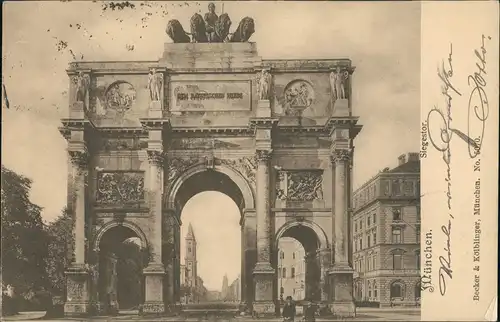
left=274, top=219, right=329, bottom=251
left=93, top=220, right=149, bottom=252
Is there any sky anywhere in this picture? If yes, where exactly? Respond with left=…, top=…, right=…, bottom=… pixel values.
left=2, top=1, right=420, bottom=290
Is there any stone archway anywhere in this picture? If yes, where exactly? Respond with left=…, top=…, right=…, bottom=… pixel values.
left=166, top=162, right=255, bottom=309
left=93, top=222, right=149, bottom=314
left=274, top=220, right=331, bottom=305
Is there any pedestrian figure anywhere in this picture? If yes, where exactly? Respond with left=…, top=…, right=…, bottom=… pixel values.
left=282, top=296, right=296, bottom=322
left=304, top=302, right=316, bottom=322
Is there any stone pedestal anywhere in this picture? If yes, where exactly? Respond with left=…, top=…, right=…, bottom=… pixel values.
left=71, top=101, right=85, bottom=119
left=64, top=265, right=90, bottom=316
left=252, top=270, right=276, bottom=317
left=256, top=100, right=271, bottom=117
left=328, top=268, right=355, bottom=318
left=332, top=98, right=349, bottom=117
left=142, top=264, right=166, bottom=315
left=148, top=101, right=163, bottom=118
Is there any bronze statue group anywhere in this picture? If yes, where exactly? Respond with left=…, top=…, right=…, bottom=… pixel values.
left=166, top=3, right=255, bottom=43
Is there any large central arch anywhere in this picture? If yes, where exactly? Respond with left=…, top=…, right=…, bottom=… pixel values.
left=165, top=163, right=256, bottom=307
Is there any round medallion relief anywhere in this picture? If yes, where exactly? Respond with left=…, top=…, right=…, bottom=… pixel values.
left=284, top=80, right=315, bottom=108
left=105, top=81, right=137, bottom=112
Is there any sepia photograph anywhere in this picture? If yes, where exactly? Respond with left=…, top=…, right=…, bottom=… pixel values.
left=1, top=1, right=497, bottom=321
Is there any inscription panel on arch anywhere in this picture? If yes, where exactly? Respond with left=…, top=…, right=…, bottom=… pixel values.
left=170, top=80, right=251, bottom=112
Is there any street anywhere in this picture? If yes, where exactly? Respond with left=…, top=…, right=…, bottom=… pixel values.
left=3, top=308, right=420, bottom=321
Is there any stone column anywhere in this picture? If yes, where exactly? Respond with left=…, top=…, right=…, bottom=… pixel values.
left=328, top=148, right=355, bottom=318
left=142, top=149, right=166, bottom=315
left=252, top=149, right=275, bottom=316
left=64, top=144, right=91, bottom=316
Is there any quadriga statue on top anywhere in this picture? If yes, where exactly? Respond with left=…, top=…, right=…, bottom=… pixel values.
left=166, top=3, right=255, bottom=43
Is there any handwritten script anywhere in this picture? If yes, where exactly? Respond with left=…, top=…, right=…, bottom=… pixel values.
left=426, top=35, right=490, bottom=296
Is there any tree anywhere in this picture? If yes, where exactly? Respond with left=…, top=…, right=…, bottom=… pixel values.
left=45, top=207, right=73, bottom=296
left=1, top=165, right=50, bottom=297
left=115, top=240, right=146, bottom=309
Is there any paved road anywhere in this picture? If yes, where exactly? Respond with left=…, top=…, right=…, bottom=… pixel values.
left=3, top=309, right=420, bottom=321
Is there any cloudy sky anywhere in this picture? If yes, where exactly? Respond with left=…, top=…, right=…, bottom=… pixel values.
left=2, top=1, right=420, bottom=291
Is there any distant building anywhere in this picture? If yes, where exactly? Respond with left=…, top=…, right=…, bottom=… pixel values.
left=352, top=152, right=421, bottom=307
left=227, top=275, right=241, bottom=302
left=277, top=237, right=306, bottom=301
left=221, top=274, right=229, bottom=300
left=182, top=223, right=207, bottom=303
left=206, top=290, right=222, bottom=302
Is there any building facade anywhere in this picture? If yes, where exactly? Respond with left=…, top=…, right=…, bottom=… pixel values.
left=227, top=275, right=241, bottom=302
left=277, top=238, right=306, bottom=301
left=352, top=153, right=421, bottom=307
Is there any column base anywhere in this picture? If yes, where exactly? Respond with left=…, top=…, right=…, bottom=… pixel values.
left=140, top=302, right=165, bottom=315
left=64, top=264, right=91, bottom=317
left=143, top=263, right=165, bottom=315
left=252, top=301, right=277, bottom=318
left=329, top=301, right=356, bottom=318
left=64, top=302, right=91, bottom=317
left=328, top=267, right=355, bottom=318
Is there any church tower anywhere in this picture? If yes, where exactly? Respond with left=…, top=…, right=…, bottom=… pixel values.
left=184, top=223, right=197, bottom=289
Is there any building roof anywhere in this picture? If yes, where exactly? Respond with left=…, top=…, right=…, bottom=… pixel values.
left=186, top=223, right=196, bottom=242
left=388, top=160, right=420, bottom=174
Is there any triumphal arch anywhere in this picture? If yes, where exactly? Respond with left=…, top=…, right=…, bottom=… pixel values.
left=60, top=8, right=362, bottom=318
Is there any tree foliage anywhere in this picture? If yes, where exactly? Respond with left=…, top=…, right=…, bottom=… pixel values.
left=45, top=207, right=73, bottom=296
left=115, top=240, right=147, bottom=309
left=1, top=165, right=50, bottom=297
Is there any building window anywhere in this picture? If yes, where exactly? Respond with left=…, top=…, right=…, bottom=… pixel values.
left=374, top=289, right=378, bottom=298
left=393, top=208, right=402, bottom=221
left=355, top=221, right=357, bottom=232
left=415, top=282, right=421, bottom=300
left=367, top=235, right=371, bottom=248
left=373, top=213, right=376, bottom=223
left=372, top=254, right=376, bottom=270
left=293, top=252, right=295, bottom=260
left=360, top=239, right=363, bottom=250
left=416, top=251, right=420, bottom=270
left=367, top=216, right=371, bottom=226
left=390, top=282, right=403, bottom=299
left=393, top=253, right=403, bottom=270
left=291, top=267, right=295, bottom=278
left=373, top=232, right=377, bottom=245
left=392, top=228, right=402, bottom=244
left=416, top=226, right=420, bottom=243
left=360, top=220, right=363, bottom=230
left=280, top=251, right=285, bottom=259
left=188, top=247, right=192, bottom=253
left=282, top=268, right=286, bottom=278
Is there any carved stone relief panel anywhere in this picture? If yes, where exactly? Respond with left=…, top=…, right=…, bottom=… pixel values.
left=166, top=157, right=201, bottom=185
left=276, top=170, right=324, bottom=201
left=219, top=156, right=257, bottom=187
left=96, top=171, right=145, bottom=204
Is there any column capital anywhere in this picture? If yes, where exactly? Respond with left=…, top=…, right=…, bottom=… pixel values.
left=255, top=149, right=272, bottom=162
left=69, top=149, right=89, bottom=171
left=330, top=149, right=351, bottom=163
left=147, top=150, right=166, bottom=168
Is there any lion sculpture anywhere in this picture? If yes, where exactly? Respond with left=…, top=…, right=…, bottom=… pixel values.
left=190, top=13, right=208, bottom=43
left=214, top=13, right=232, bottom=42
left=166, top=19, right=190, bottom=43
left=229, top=17, right=255, bottom=42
